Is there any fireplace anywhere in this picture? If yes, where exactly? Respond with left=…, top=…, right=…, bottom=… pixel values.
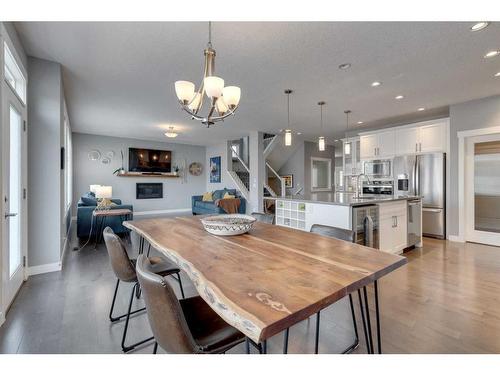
left=136, top=183, right=163, bottom=199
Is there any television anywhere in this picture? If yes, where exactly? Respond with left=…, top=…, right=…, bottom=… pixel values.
left=129, top=148, right=172, bottom=173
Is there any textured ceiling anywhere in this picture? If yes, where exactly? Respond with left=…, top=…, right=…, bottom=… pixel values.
left=14, top=21, right=500, bottom=145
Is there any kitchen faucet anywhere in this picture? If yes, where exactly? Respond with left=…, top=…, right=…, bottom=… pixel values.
left=354, top=173, right=371, bottom=198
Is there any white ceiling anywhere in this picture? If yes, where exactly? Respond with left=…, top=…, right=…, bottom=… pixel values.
left=14, top=22, right=500, bottom=145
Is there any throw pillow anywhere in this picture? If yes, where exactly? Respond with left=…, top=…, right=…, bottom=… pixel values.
left=81, top=192, right=97, bottom=206
left=223, top=192, right=235, bottom=199
left=202, top=191, right=213, bottom=201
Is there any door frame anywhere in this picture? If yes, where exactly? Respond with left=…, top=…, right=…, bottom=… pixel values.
left=457, top=125, right=500, bottom=243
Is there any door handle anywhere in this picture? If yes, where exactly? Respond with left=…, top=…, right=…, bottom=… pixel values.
left=5, top=212, right=18, bottom=219
left=423, top=208, right=442, bottom=213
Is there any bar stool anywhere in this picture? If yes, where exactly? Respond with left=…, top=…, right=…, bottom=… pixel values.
left=103, top=227, right=185, bottom=352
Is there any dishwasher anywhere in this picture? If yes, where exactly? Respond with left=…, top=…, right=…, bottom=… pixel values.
left=407, top=199, right=422, bottom=247
left=352, top=205, right=379, bottom=249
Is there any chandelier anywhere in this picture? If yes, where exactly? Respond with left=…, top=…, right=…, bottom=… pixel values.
left=174, top=22, right=241, bottom=127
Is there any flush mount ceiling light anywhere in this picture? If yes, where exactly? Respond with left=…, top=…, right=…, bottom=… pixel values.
left=471, top=22, right=489, bottom=32
left=484, top=50, right=500, bottom=58
left=371, top=81, right=381, bottom=87
left=418, top=107, right=425, bottom=111
left=284, top=89, right=294, bottom=146
left=395, top=95, right=404, bottom=100
left=174, top=22, right=241, bottom=128
left=495, top=72, right=500, bottom=77
left=164, top=126, right=179, bottom=138
left=338, top=63, right=351, bottom=70
left=357, top=121, right=363, bottom=124
left=317, top=101, right=326, bottom=151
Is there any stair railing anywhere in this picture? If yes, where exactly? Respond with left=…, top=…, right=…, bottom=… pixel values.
left=265, top=161, right=285, bottom=197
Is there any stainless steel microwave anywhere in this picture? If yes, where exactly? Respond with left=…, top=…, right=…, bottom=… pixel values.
left=363, top=159, right=392, bottom=177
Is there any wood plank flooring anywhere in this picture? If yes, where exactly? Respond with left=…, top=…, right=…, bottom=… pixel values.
left=1, top=223, right=500, bottom=353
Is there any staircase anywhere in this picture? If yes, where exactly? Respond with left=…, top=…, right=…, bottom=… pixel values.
left=227, top=139, right=250, bottom=200
left=263, top=134, right=286, bottom=197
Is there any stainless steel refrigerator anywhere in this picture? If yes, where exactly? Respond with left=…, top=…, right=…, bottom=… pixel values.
left=393, top=153, right=446, bottom=239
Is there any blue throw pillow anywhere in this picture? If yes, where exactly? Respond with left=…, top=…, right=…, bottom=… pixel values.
left=224, top=189, right=237, bottom=197
left=212, top=190, right=224, bottom=200
left=81, top=192, right=97, bottom=206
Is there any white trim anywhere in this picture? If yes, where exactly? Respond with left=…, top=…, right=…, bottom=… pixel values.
left=448, top=235, right=465, bottom=243
left=133, top=208, right=192, bottom=216
left=457, top=125, right=500, bottom=139
left=27, top=262, right=62, bottom=276
left=61, top=218, right=73, bottom=263
left=0, top=311, right=5, bottom=328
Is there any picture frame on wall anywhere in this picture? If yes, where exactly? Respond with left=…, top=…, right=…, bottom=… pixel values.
left=282, top=174, right=293, bottom=188
left=210, top=156, right=221, bottom=183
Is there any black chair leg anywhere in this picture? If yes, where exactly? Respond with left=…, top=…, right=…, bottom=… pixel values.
left=153, top=342, right=158, bottom=354
left=176, top=272, right=185, bottom=299
left=283, top=328, right=289, bottom=354
left=109, top=279, right=146, bottom=322
left=341, top=293, right=360, bottom=354
left=121, top=283, right=154, bottom=353
left=314, top=311, right=321, bottom=354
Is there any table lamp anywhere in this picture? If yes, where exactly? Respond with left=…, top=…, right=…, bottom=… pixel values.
left=95, top=185, right=113, bottom=210
left=89, top=184, right=101, bottom=194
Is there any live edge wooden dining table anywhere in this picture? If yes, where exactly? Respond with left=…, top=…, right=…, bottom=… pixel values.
left=123, top=216, right=407, bottom=354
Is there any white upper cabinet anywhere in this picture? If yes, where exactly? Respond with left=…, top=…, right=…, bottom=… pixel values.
left=377, top=130, right=396, bottom=158
left=360, top=130, right=395, bottom=159
left=419, top=122, right=447, bottom=153
left=395, top=127, right=420, bottom=155
left=360, top=133, right=378, bottom=159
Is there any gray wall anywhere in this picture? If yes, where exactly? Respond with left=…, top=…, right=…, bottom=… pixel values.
left=206, top=142, right=238, bottom=191
left=73, top=133, right=206, bottom=213
left=304, top=141, right=335, bottom=196
left=28, top=57, right=64, bottom=267
left=448, top=95, right=500, bottom=236
left=278, top=142, right=305, bottom=195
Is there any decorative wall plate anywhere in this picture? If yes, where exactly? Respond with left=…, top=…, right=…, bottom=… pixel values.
left=88, top=150, right=101, bottom=161
left=106, top=150, right=115, bottom=159
left=101, top=157, right=111, bottom=164
left=189, top=162, right=203, bottom=176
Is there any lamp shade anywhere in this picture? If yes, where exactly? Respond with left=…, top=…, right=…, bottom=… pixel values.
left=215, top=97, right=229, bottom=115
left=204, top=76, right=224, bottom=98
left=96, top=186, right=112, bottom=199
left=285, top=130, right=292, bottom=146
left=175, top=81, right=195, bottom=103
left=222, top=86, right=241, bottom=108
left=344, top=142, right=351, bottom=155
left=188, top=92, right=201, bottom=111
left=318, top=137, right=325, bottom=151
left=89, top=184, right=101, bottom=194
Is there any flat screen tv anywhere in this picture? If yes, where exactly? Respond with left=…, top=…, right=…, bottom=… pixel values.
left=129, top=148, right=172, bottom=173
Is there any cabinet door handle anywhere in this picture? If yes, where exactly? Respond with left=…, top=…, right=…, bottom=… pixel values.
left=419, top=143, right=422, bottom=152
left=415, top=143, right=418, bottom=152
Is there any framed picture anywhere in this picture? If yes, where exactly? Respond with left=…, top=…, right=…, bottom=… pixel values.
left=210, top=156, right=221, bottom=183
left=282, top=174, right=294, bottom=188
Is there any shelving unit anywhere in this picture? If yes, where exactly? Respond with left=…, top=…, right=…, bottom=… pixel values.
left=275, top=200, right=306, bottom=230
left=116, top=172, right=180, bottom=178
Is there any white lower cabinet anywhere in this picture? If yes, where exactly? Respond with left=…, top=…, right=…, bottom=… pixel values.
left=378, top=201, right=407, bottom=254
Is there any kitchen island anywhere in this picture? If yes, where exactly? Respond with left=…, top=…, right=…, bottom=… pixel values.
left=271, top=192, right=422, bottom=254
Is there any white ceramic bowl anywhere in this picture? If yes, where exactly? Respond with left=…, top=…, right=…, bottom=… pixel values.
left=200, top=214, right=257, bottom=236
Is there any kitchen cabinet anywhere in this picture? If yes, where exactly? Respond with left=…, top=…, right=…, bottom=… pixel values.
left=378, top=201, right=407, bottom=254
left=395, top=121, right=447, bottom=155
left=360, top=130, right=395, bottom=159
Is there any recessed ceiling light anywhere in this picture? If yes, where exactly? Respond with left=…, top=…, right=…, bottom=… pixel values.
left=338, top=63, right=351, bottom=70
left=471, top=22, right=489, bottom=32
left=164, top=126, right=178, bottom=138
left=297, top=132, right=302, bottom=135
left=357, top=121, right=363, bottom=124
left=484, top=50, right=500, bottom=58
left=418, top=107, right=425, bottom=111
left=395, top=95, right=404, bottom=100
left=495, top=72, right=500, bottom=77
left=371, top=81, right=381, bottom=87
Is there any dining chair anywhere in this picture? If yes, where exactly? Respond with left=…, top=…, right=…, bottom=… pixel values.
left=103, top=227, right=185, bottom=353
left=251, top=212, right=275, bottom=224
left=282, top=224, right=369, bottom=354
left=135, top=254, right=246, bottom=354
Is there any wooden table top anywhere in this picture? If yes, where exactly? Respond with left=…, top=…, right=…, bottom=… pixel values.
left=123, top=216, right=407, bottom=342
left=93, top=208, right=132, bottom=217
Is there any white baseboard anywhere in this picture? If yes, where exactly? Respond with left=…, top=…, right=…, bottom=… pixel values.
left=448, top=235, right=465, bottom=243
left=27, top=262, right=62, bottom=276
left=133, top=208, right=191, bottom=216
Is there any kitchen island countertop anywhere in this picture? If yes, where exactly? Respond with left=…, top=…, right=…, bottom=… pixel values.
left=268, top=192, right=421, bottom=206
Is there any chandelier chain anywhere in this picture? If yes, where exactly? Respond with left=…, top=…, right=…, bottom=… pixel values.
left=208, top=21, right=212, bottom=47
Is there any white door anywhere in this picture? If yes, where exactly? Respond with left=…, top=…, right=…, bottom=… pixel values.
left=395, top=127, right=420, bottom=155
left=376, top=130, right=396, bottom=158
left=420, top=122, right=446, bottom=153
left=465, top=133, right=500, bottom=246
left=1, top=94, right=27, bottom=312
left=360, top=134, right=378, bottom=159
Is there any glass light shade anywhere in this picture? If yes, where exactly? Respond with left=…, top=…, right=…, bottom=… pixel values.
left=175, top=81, right=195, bottom=103
left=222, top=86, right=241, bottom=108
left=89, top=184, right=101, bottom=194
left=344, top=142, right=351, bottom=155
left=285, top=130, right=292, bottom=146
left=96, top=185, right=112, bottom=199
left=204, top=76, right=224, bottom=98
left=188, top=93, right=201, bottom=111
left=318, top=137, right=325, bottom=151
left=165, top=127, right=178, bottom=138
left=215, top=98, right=229, bottom=114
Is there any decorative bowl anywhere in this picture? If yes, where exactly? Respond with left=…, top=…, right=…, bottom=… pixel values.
left=200, top=214, right=257, bottom=236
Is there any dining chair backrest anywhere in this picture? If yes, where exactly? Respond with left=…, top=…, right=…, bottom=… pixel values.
left=103, top=227, right=137, bottom=282
left=251, top=212, right=275, bottom=224
left=310, top=224, right=356, bottom=243
left=136, top=254, right=197, bottom=354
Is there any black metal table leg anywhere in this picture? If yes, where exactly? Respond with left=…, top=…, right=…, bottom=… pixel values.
left=374, top=280, right=381, bottom=354
left=245, top=338, right=250, bottom=354
left=283, top=328, right=289, bottom=354
left=315, top=311, right=321, bottom=354
left=363, top=286, right=374, bottom=354
left=358, top=289, right=371, bottom=353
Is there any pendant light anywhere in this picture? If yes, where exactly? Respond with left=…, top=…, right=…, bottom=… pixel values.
left=344, top=110, right=351, bottom=155
left=318, top=101, right=326, bottom=151
left=284, top=89, right=293, bottom=146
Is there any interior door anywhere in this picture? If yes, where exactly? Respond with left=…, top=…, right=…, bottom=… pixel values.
left=465, top=133, right=500, bottom=246
left=2, top=91, right=27, bottom=312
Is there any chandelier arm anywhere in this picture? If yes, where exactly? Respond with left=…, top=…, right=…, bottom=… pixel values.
left=179, top=104, right=206, bottom=121
left=207, top=104, right=239, bottom=122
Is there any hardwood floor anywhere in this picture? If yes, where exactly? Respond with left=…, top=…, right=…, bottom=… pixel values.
left=1, top=227, right=500, bottom=353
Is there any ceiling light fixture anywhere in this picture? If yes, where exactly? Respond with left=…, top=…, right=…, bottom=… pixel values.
left=284, top=89, right=293, bottom=146
left=338, top=63, right=351, bottom=70
left=495, top=72, right=500, bottom=77
left=164, top=126, right=178, bottom=138
left=344, top=110, right=352, bottom=155
left=484, top=50, right=500, bottom=58
left=371, top=81, right=381, bottom=87
left=317, top=101, right=326, bottom=151
left=470, top=22, right=489, bottom=32
left=174, top=22, right=241, bottom=128
left=357, top=121, right=363, bottom=125
left=395, top=95, right=404, bottom=100
left=418, top=107, right=425, bottom=111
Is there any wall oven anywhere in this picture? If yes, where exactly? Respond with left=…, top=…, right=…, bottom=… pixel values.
left=363, top=159, right=392, bottom=178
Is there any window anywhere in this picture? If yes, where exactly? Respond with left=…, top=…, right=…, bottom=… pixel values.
left=63, top=118, right=73, bottom=210
left=231, top=143, right=240, bottom=158
left=4, top=42, right=26, bottom=104
left=311, top=157, right=332, bottom=192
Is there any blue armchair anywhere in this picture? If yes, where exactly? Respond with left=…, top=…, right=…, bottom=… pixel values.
left=77, top=193, right=133, bottom=238
left=192, top=188, right=246, bottom=215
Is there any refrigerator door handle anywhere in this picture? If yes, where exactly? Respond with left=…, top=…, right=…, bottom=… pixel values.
left=415, top=156, right=420, bottom=196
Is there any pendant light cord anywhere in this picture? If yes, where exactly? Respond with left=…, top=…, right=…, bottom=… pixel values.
left=208, top=21, right=212, bottom=48
left=287, top=92, right=290, bottom=127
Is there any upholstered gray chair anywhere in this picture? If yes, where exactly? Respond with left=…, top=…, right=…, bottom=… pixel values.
left=135, top=254, right=246, bottom=354
left=103, top=227, right=184, bottom=352
left=251, top=212, right=275, bottom=224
